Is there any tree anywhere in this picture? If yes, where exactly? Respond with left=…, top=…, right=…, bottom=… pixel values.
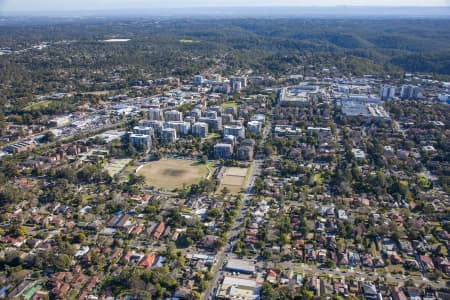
left=42, top=131, right=55, bottom=143
left=72, top=232, right=86, bottom=244
left=51, top=254, right=72, bottom=271
left=221, top=186, right=230, bottom=197
left=190, top=290, right=201, bottom=299
left=261, top=282, right=277, bottom=299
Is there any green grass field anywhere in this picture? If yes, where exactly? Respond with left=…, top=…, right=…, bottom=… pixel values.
left=23, top=100, right=53, bottom=111
left=221, top=101, right=238, bottom=110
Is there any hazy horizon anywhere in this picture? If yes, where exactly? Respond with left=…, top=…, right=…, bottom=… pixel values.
left=0, top=0, right=449, bottom=13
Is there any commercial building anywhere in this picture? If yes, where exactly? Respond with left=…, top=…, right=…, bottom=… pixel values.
left=225, top=259, right=256, bottom=274
left=339, top=96, right=390, bottom=120
left=192, top=122, right=209, bottom=138
left=279, top=85, right=318, bottom=106
left=164, top=110, right=183, bottom=122
left=224, top=125, right=245, bottom=139
left=216, top=276, right=261, bottom=300
left=161, top=128, right=177, bottom=143
left=48, top=116, right=71, bottom=127
left=214, top=143, right=233, bottom=159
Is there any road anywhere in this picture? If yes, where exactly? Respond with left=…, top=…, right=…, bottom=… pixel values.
left=203, top=122, right=271, bottom=300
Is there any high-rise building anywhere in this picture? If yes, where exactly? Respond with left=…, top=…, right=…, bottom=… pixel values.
left=190, top=108, right=202, bottom=119
left=214, top=143, right=233, bottom=159
left=221, top=114, right=234, bottom=125
left=223, top=106, right=237, bottom=116
left=192, top=122, right=209, bottom=138
left=204, top=110, right=218, bottom=119
left=129, top=134, right=151, bottom=151
left=237, top=145, right=254, bottom=161
left=165, top=121, right=191, bottom=136
left=161, top=128, right=177, bottom=143
left=224, top=125, right=245, bottom=139
left=148, top=108, right=163, bottom=121
left=247, top=121, right=262, bottom=134
left=380, top=85, right=396, bottom=100
left=164, top=110, right=183, bottom=122
left=438, top=94, right=450, bottom=103
left=400, top=85, right=421, bottom=99
left=139, top=120, right=163, bottom=134
left=133, top=126, right=154, bottom=136
left=198, top=117, right=222, bottom=132
left=193, top=75, right=204, bottom=85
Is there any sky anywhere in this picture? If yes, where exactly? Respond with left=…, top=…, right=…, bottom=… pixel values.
left=0, top=0, right=449, bottom=12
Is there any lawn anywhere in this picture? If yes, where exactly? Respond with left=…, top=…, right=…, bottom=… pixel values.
left=220, top=101, right=238, bottom=110
left=23, top=100, right=53, bottom=111
left=81, top=91, right=111, bottom=96
left=136, top=158, right=208, bottom=190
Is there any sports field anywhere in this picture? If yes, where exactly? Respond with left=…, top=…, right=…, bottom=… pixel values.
left=105, top=158, right=132, bottom=177
left=218, top=167, right=249, bottom=194
left=136, top=159, right=208, bottom=190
